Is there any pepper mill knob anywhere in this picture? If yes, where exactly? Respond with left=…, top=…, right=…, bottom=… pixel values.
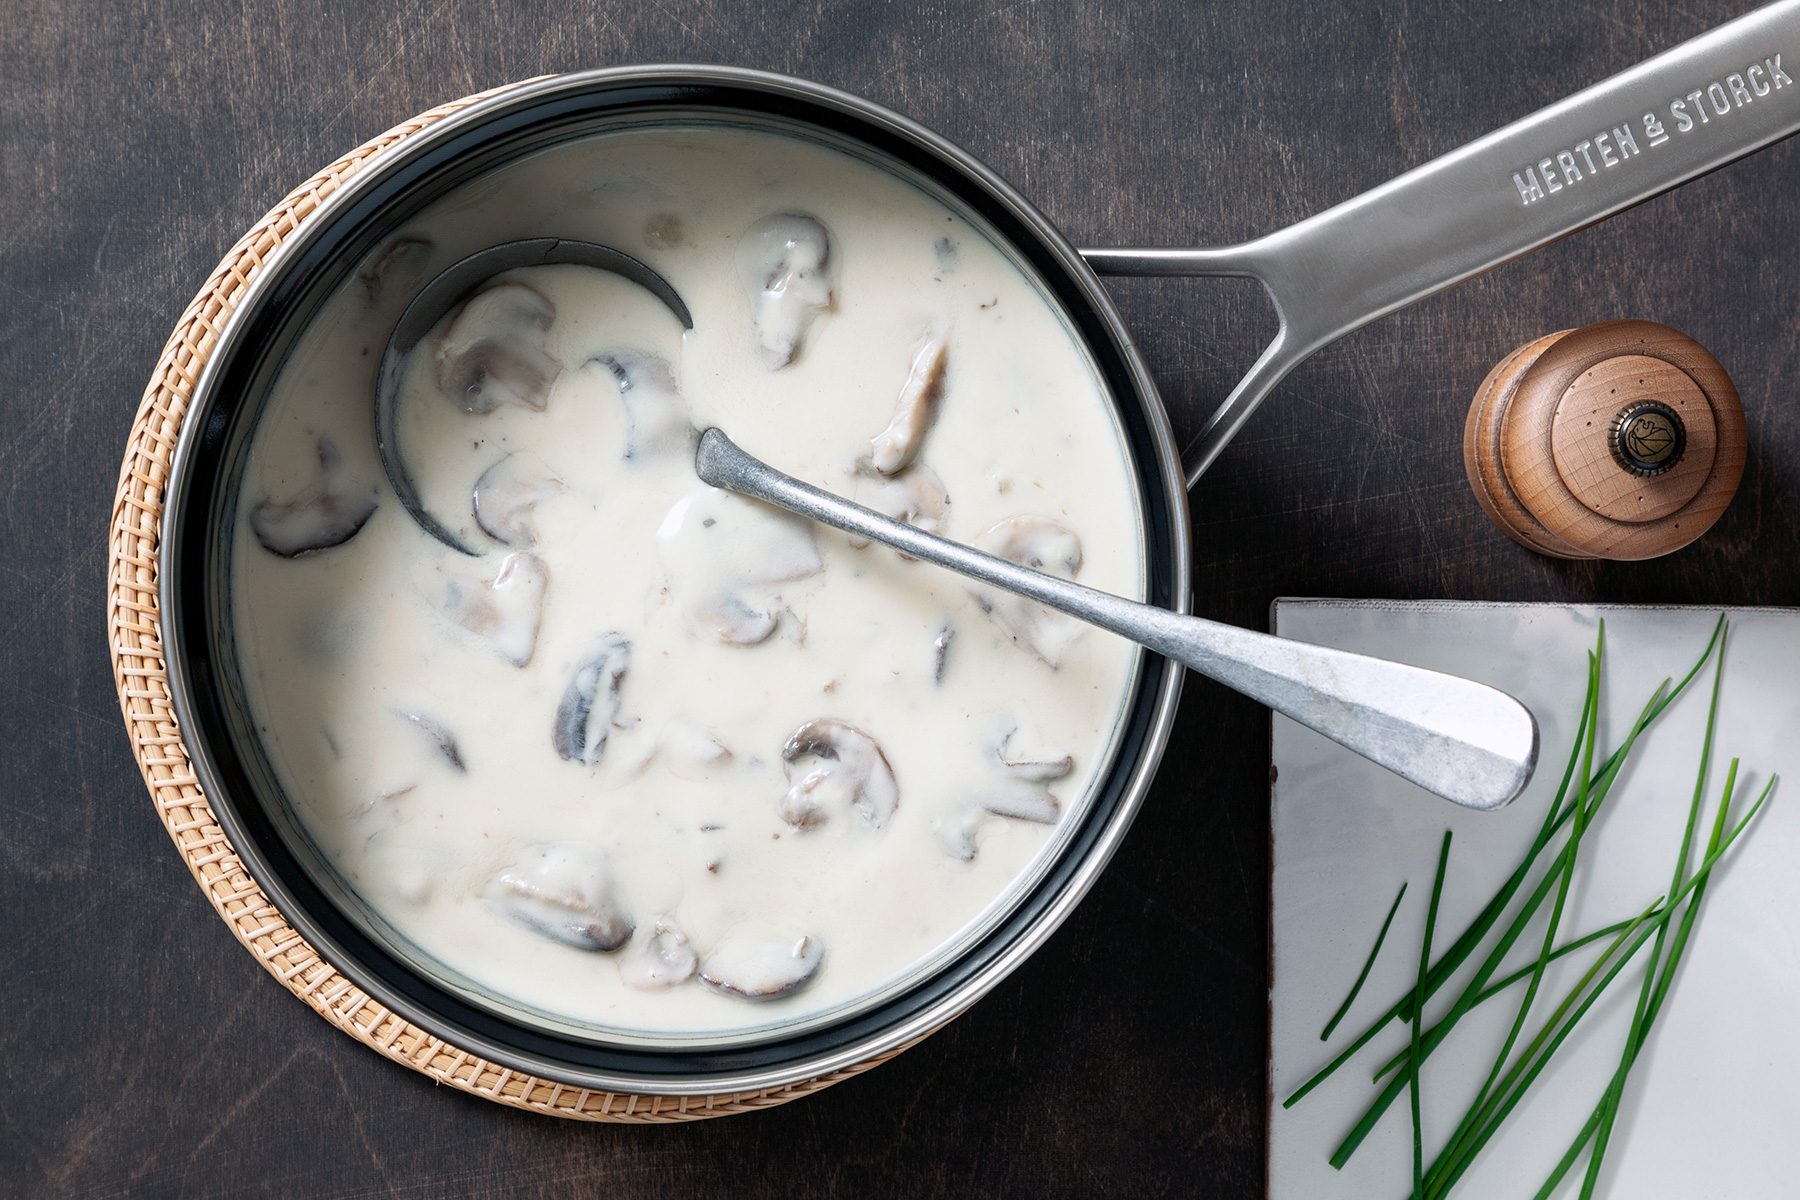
left=1463, top=319, right=1745, bottom=560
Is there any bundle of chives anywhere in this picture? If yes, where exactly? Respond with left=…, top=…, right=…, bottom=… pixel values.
left=1284, top=617, right=1777, bottom=1198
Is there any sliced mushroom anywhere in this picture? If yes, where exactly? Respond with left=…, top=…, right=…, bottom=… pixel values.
left=994, top=728, right=1073, bottom=783
left=657, top=487, right=823, bottom=646
left=621, top=920, right=699, bottom=991
left=934, top=806, right=984, bottom=861
left=552, top=634, right=631, bottom=765
left=249, top=436, right=378, bottom=558
left=975, top=782, right=1061, bottom=824
left=472, top=452, right=563, bottom=547
left=588, top=351, right=694, bottom=461
left=740, top=213, right=833, bottom=369
left=699, top=929, right=824, bottom=1001
left=939, top=730, right=1073, bottom=859
left=435, top=280, right=562, bottom=413
left=935, top=785, right=1059, bottom=863
left=932, top=624, right=955, bottom=685
left=779, top=719, right=898, bottom=830
left=968, top=516, right=1085, bottom=667
left=358, top=236, right=432, bottom=298
left=868, top=336, right=948, bottom=476
left=490, top=844, right=633, bottom=952
left=420, top=550, right=548, bottom=666
left=848, top=461, right=949, bottom=555
left=396, top=709, right=466, bottom=772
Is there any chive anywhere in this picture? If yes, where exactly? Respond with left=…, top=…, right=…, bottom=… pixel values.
left=1322, top=881, right=1409, bottom=1041
left=1326, top=680, right=1669, bottom=1167
left=1583, top=769, right=1772, bottom=1199
left=1282, top=664, right=1599, bottom=1109
left=1411, top=832, right=1452, bottom=1198
left=1467, top=914, right=1654, bottom=1007
left=1285, top=618, right=1722, bottom=1113
left=1367, top=909, right=1661, bottom=1085
left=1580, top=627, right=1730, bottom=1199
left=1536, top=775, right=1774, bottom=1200
left=1645, top=775, right=1772, bottom=1024
left=1422, top=900, right=1665, bottom=1198
left=1429, top=780, right=1773, bottom=1197
left=1356, top=706, right=1763, bottom=1180
left=1435, top=642, right=1605, bottom=1179
left=1532, top=1108, right=1604, bottom=1200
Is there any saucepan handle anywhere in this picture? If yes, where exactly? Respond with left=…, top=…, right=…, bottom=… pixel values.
left=1087, top=0, right=1800, bottom=485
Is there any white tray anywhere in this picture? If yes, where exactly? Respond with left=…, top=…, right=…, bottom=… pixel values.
left=1269, top=600, right=1800, bottom=1199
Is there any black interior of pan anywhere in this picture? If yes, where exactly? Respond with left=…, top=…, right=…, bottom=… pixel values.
left=167, top=72, right=1186, bottom=1087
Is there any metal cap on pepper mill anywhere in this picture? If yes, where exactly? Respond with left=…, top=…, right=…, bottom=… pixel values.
left=1463, top=319, right=1746, bottom=560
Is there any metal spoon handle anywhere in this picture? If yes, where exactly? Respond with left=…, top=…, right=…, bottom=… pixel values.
left=696, top=430, right=1538, bottom=810
left=1086, top=0, right=1800, bottom=484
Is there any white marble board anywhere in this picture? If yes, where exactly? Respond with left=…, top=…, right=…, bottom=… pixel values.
left=1269, top=601, right=1800, bottom=1199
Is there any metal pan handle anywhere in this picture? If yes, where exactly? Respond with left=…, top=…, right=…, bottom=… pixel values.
left=1086, top=0, right=1800, bottom=487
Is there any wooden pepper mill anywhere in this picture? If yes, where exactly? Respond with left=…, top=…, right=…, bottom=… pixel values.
left=1464, top=319, right=1745, bottom=560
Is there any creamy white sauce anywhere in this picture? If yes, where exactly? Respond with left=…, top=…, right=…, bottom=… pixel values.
left=233, top=125, right=1146, bottom=1038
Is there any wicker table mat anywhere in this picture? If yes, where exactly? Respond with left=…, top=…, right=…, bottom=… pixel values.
left=105, top=83, right=907, bottom=1122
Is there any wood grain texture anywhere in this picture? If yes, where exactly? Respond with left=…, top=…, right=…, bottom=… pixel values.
left=1465, top=320, right=1748, bottom=559
left=3, top=0, right=1797, bottom=1196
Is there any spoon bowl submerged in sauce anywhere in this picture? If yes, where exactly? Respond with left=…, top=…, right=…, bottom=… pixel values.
left=374, top=238, right=693, bottom=555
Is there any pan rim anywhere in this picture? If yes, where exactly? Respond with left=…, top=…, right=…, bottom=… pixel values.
left=157, top=64, right=1193, bottom=1095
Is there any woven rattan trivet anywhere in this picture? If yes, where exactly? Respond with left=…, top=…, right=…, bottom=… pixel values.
left=106, top=85, right=911, bottom=1122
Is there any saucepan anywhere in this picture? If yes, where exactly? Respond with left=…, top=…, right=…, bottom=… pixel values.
left=156, top=2, right=1799, bottom=1097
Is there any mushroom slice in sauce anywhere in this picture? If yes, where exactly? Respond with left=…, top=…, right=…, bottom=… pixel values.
left=936, top=788, right=1058, bottom=861
left=994, top=729, right=1073, bottom=783
left=396, top=709, right=467, bottom=772
left=490, top=844, right=634, bottom=952
left=932, top=624, right=955, bottom=684
left=421, top=550, right=548, bottom=667
left=939, top=730, right=1073, bottom=858
left=934, top=805, right=985, bottom=861
left=975, top=782, right=1061, bottom=824
left=621, top=920, right=698, bottom=991
left=978, top=728, right=1069, bottom=822
left=249, top=435, right=378, bottom=558
left=868, top=336, right=948, bottom=476
left=848, top=461, right=949, bottom=555
left=740, top=213, right=833, bottom=369
left=700, top=929, right=824, bottom=1001
left=435, top=280, right=562, bottom=413
left=472, top=452, right=563, bottom=547
left=657, top=487, right=823, bottom=646
left=968, top=516, right=1085, bottom=667
left=779, top=719, right=899, bottom=829
left=553, top=634, right=632, bottom=765
left=589, top=351, right=694, bottom=461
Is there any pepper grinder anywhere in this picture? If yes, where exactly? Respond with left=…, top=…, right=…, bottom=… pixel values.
left=1463, top=319, right=1745, bottom=560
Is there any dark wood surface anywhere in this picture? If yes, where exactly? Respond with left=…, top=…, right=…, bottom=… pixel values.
left=3, top=1, right=1795, bottom=1195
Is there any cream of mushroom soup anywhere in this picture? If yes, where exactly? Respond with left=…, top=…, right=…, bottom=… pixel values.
left=232, top=124, right=1145, bottom=1037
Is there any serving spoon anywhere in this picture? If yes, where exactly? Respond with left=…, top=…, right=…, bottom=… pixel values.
left=375, top=238, right=1537, bottom=810
left=695, top=428, right=1537, bottom=811
left=375, top=238, right=694, bottom=556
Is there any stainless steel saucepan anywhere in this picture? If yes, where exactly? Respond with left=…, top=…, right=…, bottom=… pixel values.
left=159, top=3, right=1799, bottom=1097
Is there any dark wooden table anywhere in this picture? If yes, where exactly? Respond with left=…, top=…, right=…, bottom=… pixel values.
left=4, top=1, right=1795, bottom=1195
